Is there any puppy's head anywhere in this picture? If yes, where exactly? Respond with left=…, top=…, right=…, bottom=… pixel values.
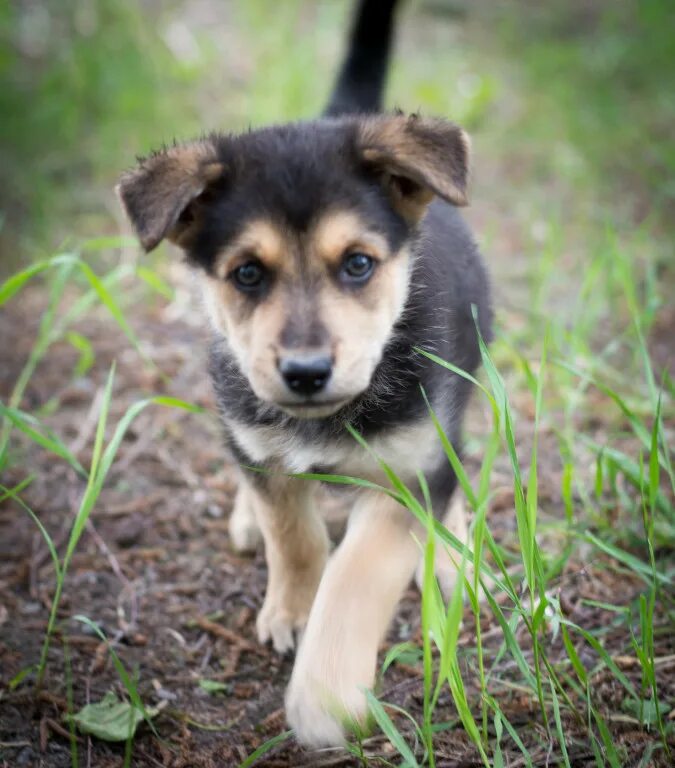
left=117, top=115, right=470, bottom=418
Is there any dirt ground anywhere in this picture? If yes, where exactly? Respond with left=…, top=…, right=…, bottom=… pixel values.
left=1, top=4, right=675, bottom=764
left=0, top=260, right=673, bottom=768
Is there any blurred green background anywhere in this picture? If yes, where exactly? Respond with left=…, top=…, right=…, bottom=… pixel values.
left=1, top=0, right=674, bottom=274
left=2, top=6, right=673, bottom=765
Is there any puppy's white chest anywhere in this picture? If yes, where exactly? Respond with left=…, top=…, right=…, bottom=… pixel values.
left=228, top=418, right=440, bottom=482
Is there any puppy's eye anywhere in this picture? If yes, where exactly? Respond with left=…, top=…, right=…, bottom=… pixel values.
left=232, top=261, right=266, bottom=292
left=341, top=252, right=375, bottom=283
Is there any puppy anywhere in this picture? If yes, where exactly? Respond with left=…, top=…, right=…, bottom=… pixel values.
left=117, top=0, right=492, bottom=748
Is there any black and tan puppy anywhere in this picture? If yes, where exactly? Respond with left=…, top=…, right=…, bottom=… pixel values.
left=117, top=0, right=491, bottom=748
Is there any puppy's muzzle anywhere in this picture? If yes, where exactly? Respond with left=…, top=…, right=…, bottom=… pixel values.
left=278, top=354, right=333, bottom=397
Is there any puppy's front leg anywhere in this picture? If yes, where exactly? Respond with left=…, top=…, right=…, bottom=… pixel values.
left=251, top=476, right=329, bottom=654
left=286, top=490, right=421, bottom=747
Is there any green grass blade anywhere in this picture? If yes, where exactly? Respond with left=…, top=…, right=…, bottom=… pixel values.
left=380, top=642, right=421, bottom=677
left=0, top=475, right=34, bottom=502
left=591, top=707, right=622, bottom=768
left=135, top=265, right=175, bottom=299
left=582, top=532, right=671, bottom=586
left=74, top=261, right=150, bottom=365
left=0, top=402, right=86, bottom=475
left=365, top=690, right=419, bottom=767
left=563, top=620, right=638, bottom=700
left=1, top=483, right=61, bottom=580
left=415, top=347, right=499, bottom=418
left=237, top=729, right=293, bottom=768
left=0, top=258, right=75, bottom=467
left=421, top=387, right=478, bottom=508
left=80, top=235, right=138, bottom=252
left=486, top=696, right=533, bottom=768
left=87, top=365, right=116, bottom=495
left=72, top=615, right=158, bottom=736
left=291, top=470, right=398, bottom=497
left=51, top=264, right=133, bottom=340
left=65, top=392, right=202, bottom=569
left=0, top=258, right=61, bottom=305
left=561, top=624, right=588, bottom=686
left=65, top=331, right=95, bottom=377
left=550, top=681, right=572, bottom=768
left=582, top=438, right=671, bottom=515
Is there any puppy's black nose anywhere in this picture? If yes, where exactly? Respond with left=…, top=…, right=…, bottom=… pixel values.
left=279, top=355, right=332, bottom=396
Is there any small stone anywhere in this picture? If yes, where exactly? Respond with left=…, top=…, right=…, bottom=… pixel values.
left=113, top=515, right=144, bottom=548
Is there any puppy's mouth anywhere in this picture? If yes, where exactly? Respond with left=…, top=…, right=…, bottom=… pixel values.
left=275, top=398, right=350, bottom=419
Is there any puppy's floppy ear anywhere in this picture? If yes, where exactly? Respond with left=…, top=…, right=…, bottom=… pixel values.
left=116, top=140, right=225, bottom=252
left=355, top=114, right=470, bottom=219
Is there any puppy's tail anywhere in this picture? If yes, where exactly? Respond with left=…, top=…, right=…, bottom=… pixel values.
left=325, top=0, right=400, bottom=117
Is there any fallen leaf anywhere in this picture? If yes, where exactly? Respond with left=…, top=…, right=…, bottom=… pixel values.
left=66, top=691, right=154, bottom=742
left=199, top=679, right=230, bottom=694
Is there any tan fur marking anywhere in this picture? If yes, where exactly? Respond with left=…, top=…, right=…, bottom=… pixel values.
left=201, top=272, right=287, bottom=387
left=311, top=210, right=389, bottom=268
left=162, top=142, right=224, bottom=186
left=213, top=219, right=289, bottom=279
left=316, top=245, right=411, bottom=392
left=286, top=491, right=422, bottom=746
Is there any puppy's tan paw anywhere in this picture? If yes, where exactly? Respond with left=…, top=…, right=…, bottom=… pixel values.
left=416, top=493, right=470, bottom=600
left=285, top=668, right=369, bottom=748
left=228, top=487, right=262, bottom=554
left=256, top=595, right=310, bottom=654
left=229, top=507, right=262, bottom=553
left=415, top=548, right=468, bottom=600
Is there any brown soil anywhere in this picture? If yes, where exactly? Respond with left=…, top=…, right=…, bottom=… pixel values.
left=0, top=265, right=673, bottom=768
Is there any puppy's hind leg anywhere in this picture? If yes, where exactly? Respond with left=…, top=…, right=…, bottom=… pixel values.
left=415, top=493, right=469, bottom=600
left=229, top=474, right=263, bottom=554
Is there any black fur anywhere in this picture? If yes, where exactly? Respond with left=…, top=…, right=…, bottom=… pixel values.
left=325, top=0, right=400, bottom=116
left=187, top=121, right=410, bottom=276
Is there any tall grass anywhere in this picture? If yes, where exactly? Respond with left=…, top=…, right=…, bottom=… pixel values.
left=1, top=244, right=203, bottom=763
left=283, top=224, right=673, bottom=767
left=353, top=309, right=670, bottom=764
left=220, top=212, right=673, bottom=765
